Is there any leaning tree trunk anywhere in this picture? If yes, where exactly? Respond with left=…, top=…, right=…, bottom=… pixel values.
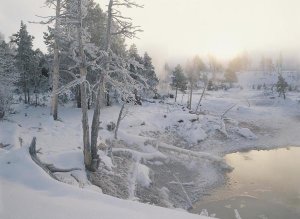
left=195, top=82, right=207, bottom=112
left=114, top=103, right=125, bottom=139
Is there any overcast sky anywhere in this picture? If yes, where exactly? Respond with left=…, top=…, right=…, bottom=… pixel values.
left=1, top=0, right=300, bottom=73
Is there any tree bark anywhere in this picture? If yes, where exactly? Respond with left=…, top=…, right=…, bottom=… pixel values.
left=106, top=89, right=110, bottom=106
left=175, top=87, right=178, bottom=102
left=90, top=82, right=102, bottom=171
left=77, top=0, right=92, bottom=170
left=51, top=0, right=61, bottom=120
left=76, top=85, right=81, bottom=108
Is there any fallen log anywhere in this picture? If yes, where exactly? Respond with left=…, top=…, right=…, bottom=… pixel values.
left=29, top=137, right=81, bottom=181
left=0, top=143, right=10, bottom=148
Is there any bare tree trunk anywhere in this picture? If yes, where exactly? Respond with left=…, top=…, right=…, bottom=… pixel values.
left=51, top=0, right=61, bottom=120
left=35, top=93, right=38, bottom=107
left=80, top=73, right=92, bottom=169
left=115, top=103, right=125, bottom=139
left=77, top=0, right=92, bottom=170
left=86, top=0, right=114, bottom=170
left=105, top=0, right=113, bottom=52
left=90, top=82, right=102, bottom=171
left=24, top=85, right=27, bottom=104
left=195, top=83, right=207, bottom=112
left=23, top=69, right=27, bottom=104
left=76, top=85, right=81, bottom=108
left=175, top=87, right=178, bottom=102
left=188, top=84, right=193, bottom=109
left=106, top=89, right=110, bottom=106
left=27, top=89, right=30, bottom=104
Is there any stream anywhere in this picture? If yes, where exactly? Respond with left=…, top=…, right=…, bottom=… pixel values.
left=192, top=147, right=300, bottom=219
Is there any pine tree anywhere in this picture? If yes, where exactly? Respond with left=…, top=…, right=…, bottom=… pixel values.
left=276, top=74, right=288, bottom=99
left=170, top=64, right=187, bottom=102
left=31, top=49, right=49, bottom=106
left=0, top=41, right=18, bottom=118
left=142, top=52, right=159, bottom=95
left=11, top=21, right=35, bottom=104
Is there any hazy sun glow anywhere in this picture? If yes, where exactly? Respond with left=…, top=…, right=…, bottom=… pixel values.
left=207, top=36, right=241, bottom=60
left=2, top=0, right=300, bottom=71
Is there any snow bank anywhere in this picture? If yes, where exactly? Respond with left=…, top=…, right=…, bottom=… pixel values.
left=0, top=122, right=20, bottom=147
left=0, top=147, right=214, bottom=219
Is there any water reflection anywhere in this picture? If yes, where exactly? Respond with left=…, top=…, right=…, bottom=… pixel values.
left=192, top=147, right=300, bottom=219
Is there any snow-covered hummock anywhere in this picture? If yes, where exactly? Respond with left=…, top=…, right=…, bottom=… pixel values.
left=0, top=147, right=214, bottom=219
left=234, top=127, right=258, bottom=140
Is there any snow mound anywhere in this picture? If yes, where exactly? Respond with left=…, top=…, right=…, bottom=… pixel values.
left=137, top=164, right=152, bottom=187
left=235, top=127, right=258, bottom=140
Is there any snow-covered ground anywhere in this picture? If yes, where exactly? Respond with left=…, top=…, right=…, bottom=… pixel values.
left=0, top=146, right=212, bottom=219
left=1, top=87, right=300, bottom=218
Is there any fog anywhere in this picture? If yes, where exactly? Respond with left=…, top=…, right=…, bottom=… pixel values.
left=2, top=0, right=300, bottom=75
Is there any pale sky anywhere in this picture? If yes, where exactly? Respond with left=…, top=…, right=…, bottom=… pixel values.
left=1, top=0, right=300, bottom=73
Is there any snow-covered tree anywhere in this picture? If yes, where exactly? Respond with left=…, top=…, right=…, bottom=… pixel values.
left=0, top=41, right=18, bottom=118
left=225, top=54, right=251, bottom=85
left=49, top=0, right=145, bottom=171
left=170, top=64, right=187, bottom=102
left=31, top=49, right=49, bottom=106
left=208, top=55, right=222, bottom=80
left=11, top=21, right=35, bottom=104
left=142, top=52, right=159, bottom=95
left=127, top=45, right=158, bottom=98
left=276, top=74, right=288, bottom=99
left=46, top=0, right=63, bottom=120
left=186, top=55, right=206, bottom=109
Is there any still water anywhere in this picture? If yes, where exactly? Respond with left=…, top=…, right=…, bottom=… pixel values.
left=192, top=147, right=300, bottom=219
